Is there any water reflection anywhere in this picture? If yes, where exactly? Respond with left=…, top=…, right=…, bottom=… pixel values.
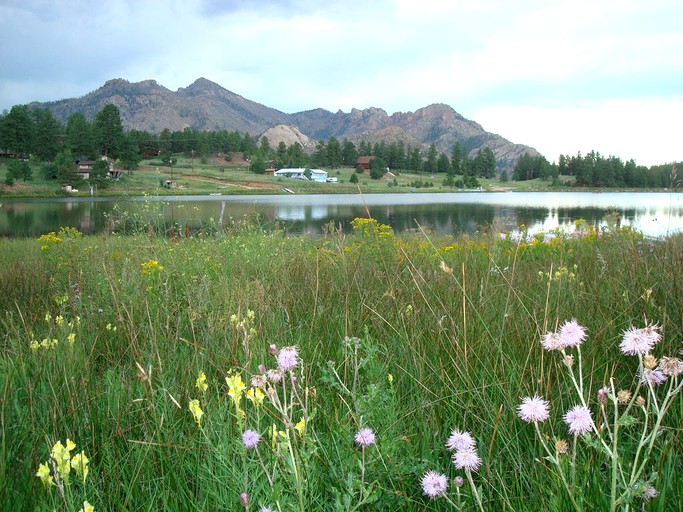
left=1, top=192, right=682, bottom=238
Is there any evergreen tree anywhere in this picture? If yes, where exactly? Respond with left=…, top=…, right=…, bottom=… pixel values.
left=32, top=108, right=62, bottom=161
left=341, top=139, right=358, bottom=166
left=450, top=142, right=463, bottom=175
left=94, top=104, right=125, bottom=159
left=326, top=137, right=342, bottom=167
left=424, top=144, right=438, bottom=174
left=437, top=153, right=450, bottom=173
left=54, top=149, right=81, bottom=185
left=370, top=156, right=387, bottom=179
left=89, top=159, right=111, bottom=188
left=0, top=105, right=34, bottom=155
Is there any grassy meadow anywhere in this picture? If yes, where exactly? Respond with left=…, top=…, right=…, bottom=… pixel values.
left=1, top=219, right=682, bottom=511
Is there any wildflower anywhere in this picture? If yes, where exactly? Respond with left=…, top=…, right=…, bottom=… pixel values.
left=67, top=333, right=76, bottom=345
left=564, top=405, right=593, bottom=435
left=640, top=368, right=667, bottom=386
left=597, top=386, right=611, bottom=404
left=45, top=312, right=52, bottom=323
left=71, top=451, right=89, bottom=483
left=563, top=354, right=575, bottom=367
left=242, top=429, right=261, bottom=449
left=659, top=357, right=683, bottom=377
left=189, top=399, right=203, bottom=426
left=30, top=340, right=40, bottom=352
left=269, top=343, right=278, bottom=355
left=251, top=374, right=267, bottom=388
left=355, top=427, right=376, bottom=448
left=517, top=396, right=551, bottom=423
left=36, top=462, right=54, bottom=487
left=439, top=260, right=454, bottom=274
left=196, top=372, right=208, bottom=392
left=246, top=387, right=265, bottom=406
left=642, top=485, right=658, bottom=500
left=453, top=476, right=464, bottom=488
left=79, top=501, right=94, bottom=512
left=617, top=389, right=632, bottom=404
left=636, top=396, right=646, bottom=407
left=620, top=324, right=662, bottom=356
left=55, top=315, right=65, bottom=326
left=559, top=319, right=587, bottom=347
left=452, top=449, right=482, bottom=472
left=277, top=346, right=299, bottom=372
left=266, top=369, right=282, bottom=384
left=226, top=372, right=246, bottom=408
left=643, top=354, right=658, bottom=369
left=555, top=439, right=569, bottom=455
left=421, top=470, right=449, bottom=498
left=51, top=439, right=76, bottom=482
left=446, top=429, right=476, bottom=451
left=388, top=373, right=394, bottom=384
left=240, top=492, right=250, bottom=507
left=541, top=331, right=565, bottom=351
left=260, top=507, right=275, bottom=512
left=295, top=418, right=306, bottom=437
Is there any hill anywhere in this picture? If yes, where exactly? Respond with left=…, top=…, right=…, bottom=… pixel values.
left=31, top=78, right=541, bottom=168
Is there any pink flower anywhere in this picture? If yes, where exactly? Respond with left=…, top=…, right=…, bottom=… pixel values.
left=242, top=429, right=261, bottom=449
left=239, top=492, right=249, bottom=507
left=517, top=396, right=551, bottom=423
left=541, top=331, right=565, bottom=351
left=559, top=319, right=587, bottom=347
left=620, top=325, right=662, bottom=356
left=597, top=386, right=611, bottom=404
left=564, top=405, right=593, bottom=435
left=421, top=470, right=448, bottom=498
left=355, top=427, right=376, bottom=448
left=640, top=368, right=667, bottom=386
left=445, top=429, right=476, bottom=452
left=277, top=346, right=299, bottom=372
left=452, top=449, right=482, bottom=472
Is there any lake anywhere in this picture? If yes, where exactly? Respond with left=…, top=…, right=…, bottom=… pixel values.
left=1, top=192, right=682, bottom=238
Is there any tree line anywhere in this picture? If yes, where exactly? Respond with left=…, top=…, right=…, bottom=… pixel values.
left=512, top=151, right=680, bottom=188
left=1, top=102, right=678, bottom=189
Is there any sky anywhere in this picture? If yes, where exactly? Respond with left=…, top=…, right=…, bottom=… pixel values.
left=1, top=0, right=682, bottom=166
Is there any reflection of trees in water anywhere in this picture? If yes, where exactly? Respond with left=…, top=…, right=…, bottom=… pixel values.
left=0, top=197, right=675, bottom=237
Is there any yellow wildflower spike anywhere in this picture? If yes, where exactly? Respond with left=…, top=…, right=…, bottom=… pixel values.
left=196, top=372, right=208, bottom=392
left=36, top=462, right=54, bottom=487
left=295, top=418, right=306, bottom=437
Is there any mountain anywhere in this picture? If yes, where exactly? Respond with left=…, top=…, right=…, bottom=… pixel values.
left=31, top=78, right=541, bottom=167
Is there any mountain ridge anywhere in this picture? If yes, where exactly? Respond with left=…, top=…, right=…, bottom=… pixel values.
left=31, top=77, right=541, bottom=167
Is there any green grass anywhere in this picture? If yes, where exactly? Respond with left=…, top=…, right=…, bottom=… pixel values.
left=1, top=221, right=682, bottom=511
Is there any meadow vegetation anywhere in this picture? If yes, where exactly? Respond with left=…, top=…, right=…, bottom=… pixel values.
left=1, top=218, right=681, bottom=511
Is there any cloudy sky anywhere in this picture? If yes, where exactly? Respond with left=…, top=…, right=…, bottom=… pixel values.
left=1, top=0, right=681, bottom=166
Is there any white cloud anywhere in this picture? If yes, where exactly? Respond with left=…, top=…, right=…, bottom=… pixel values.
left=473, top=97, right=683, bottom=166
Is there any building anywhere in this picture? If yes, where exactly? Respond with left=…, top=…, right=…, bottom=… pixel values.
left=274, top=168, right=328, bottom=182
left=355, top=156, right=375, bottom=170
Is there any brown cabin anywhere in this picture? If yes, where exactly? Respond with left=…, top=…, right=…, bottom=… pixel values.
left=355, top=156, right=375, bottom=170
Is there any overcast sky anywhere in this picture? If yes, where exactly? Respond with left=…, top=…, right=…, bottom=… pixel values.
left=1, top=0, right=681, bottom=166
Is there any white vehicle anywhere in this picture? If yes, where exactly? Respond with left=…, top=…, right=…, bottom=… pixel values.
left=326, top=177, right=338, bottom=183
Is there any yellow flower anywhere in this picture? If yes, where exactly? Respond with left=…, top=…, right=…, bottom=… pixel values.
left=71, top=451, right=89, bottom=483
left=55, top=315, right=64, bottom=326
left=45, top=312, right=52, bottom=323
left=51, top=439, right=75, bottom=481
left=36, top=462, right=54, bottom=487
left=67, top=333, right=76, bottom=345
left=226, top=373, right=246, bottom=402
left=30, top=340, right=40, bottom=352
left=189, top=399, right=203, bottom=426
left=246, top=387, right=265, bottom=407
left=388, top=373, right=394, bottom=384
left=295, top=418, right=306, bottom=437
left=79, top=501, right=95, bottom=512
left=196, top=372, right=208, bottom=392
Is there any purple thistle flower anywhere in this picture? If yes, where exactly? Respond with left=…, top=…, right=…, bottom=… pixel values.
left=445, top=429, right=476, bottom=451
left=564, top=405, right=593, bottom=435
left=620, top=325, right=662, bottom=356
left=597, top=386, right=611, bottom=404
left=355, top=427, right=376, bottom=448
left=517, top=396, right=551, bottom=423
left=277, top=346, right=299, bottom=372
left=640, top=368, right=667, bottom=386
left=240, top=492, right=250, bottom=507
left=421, top=470, right=448, bottom=499
left=452, top=449, right=482, bottom=472
left=453, top=476, right=464, bottom=488
left=269, top=344, right=278, bottom=355
left=242, top=429, right=261, bottom=449
left=541, top=331, right=565, bottom=351
left=559, top=319, right=587, bottom=347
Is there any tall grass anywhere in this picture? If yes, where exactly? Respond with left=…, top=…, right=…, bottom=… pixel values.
left=1, top=221, right=681, bottom=511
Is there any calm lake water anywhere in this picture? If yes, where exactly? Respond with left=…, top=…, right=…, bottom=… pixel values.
left=1, top=192, right=682, bottom=238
